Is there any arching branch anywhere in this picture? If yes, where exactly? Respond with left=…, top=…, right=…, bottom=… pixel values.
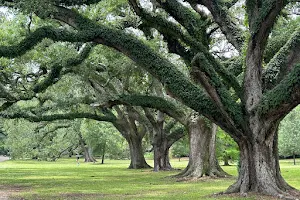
left=104, top=94, right=187, bottom=125
left=0, top=110, right=116, bottom=123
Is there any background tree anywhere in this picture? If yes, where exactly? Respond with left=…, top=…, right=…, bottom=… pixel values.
left=216, top=128, right=239, bottom=166
left=278, top=106, right=300, bottom=165
left=81, top=119, right=129, bottom=164
left=171, top=134, right=189, bottom=161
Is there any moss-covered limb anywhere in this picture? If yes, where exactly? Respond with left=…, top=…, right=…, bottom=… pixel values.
left=105, top=94, right=187, bottom=125
left=0, top=109, right=116, bottom=123
left=222, top=57, right=244, bottom=77
left=0, top=101, right=14, bottom=112
left=0, top=26, right=93, bottom=58
left=139, top=8, right=242, bottom=95
left=191, top=53, right=243, bottom=128
left=166, top=126, right=186, bottom=148
left=263, top=29, right=300, bottom=91
left=53, top=0, right=103, bottom=6
left=136, top=9, right=208, bottom=54
left=246, top=0, right=285, bottom=51
left=246, top=0, right=276, bottom=34
left=164, top=36, right=195, bottom=65
left=1, top=0, right=103, bottom=6
left=157, top=0, right=209, bottom=45
left=130, top=7, right=242, bottom=96
left=221, top=0, right=239, bottom=8
left=0, top=83, right=17, bottom=101
left=32, top=43, right=94, bottom=93
left=258, top=64, right=300, bottom=122
left=191, top=0, right=244, bottom=52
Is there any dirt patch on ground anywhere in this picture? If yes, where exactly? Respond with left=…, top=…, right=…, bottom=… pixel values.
left=0, top=185, right=30, bottom=200
left=209, top=191, right=300, bottom=200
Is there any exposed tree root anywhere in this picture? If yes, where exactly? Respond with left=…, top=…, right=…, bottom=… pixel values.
left=220, top=180, right=300, bottom=200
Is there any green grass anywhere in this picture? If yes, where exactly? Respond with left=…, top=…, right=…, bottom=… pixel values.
left=0, top=158, right=299, bottom=199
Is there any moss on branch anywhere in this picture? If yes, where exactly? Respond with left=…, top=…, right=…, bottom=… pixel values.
left=258, top=64, right=300, bottom=117
left=107, top=94, right=186, bottom=124
left=0, top=110, right=116, bottom=123
left=0, top=27, right=92, bottom=58
left=246, top=0, right=285, bottom=36
left=158, top=0, right=209, bottom=45
left=192, top=53, right=243, bottom=127
left=263, top=28, right=300, bottom=90
left=32, top=43, right=94, bottom=93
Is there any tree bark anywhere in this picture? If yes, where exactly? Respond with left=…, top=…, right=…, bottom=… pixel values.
left=127, top=135, right=151, bottom=169
left=225, top=121, right=296, bottom=197
left=78, top=132, right=96, bottom=163
left=113, top=106, right=151, bottom=169
left=223, top=156, right=230, bottom=166
left=153, top=136, right=172, bottom=171
left=82, top=144, right=96, bottom=163
left=176, top=116, right=228, bottom=179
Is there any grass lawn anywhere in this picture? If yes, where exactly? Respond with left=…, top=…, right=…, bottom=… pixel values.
left=0, top=158, right=299, bottom=199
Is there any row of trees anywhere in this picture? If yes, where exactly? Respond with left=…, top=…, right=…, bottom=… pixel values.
left=0, top=0, right=299, bottom=198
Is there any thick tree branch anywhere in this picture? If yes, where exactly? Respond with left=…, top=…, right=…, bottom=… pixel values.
left=156, top=0, right=209, bottom=45
left=263, top=28, right=300, bottom=90
left=104, top=94, right=187, bottom=125
left=0, top=110, right=116, bottom=123
left=247, top=0, right=286, bottom=50
left=258, top=64, right=300, bottom=121
left=0, top=27, right=92, bottom=58
left=191, top=53, right=244, bottom=131
left=243, top=0, right=286, bottom=113
left=33, top=43, right=94, bottom=93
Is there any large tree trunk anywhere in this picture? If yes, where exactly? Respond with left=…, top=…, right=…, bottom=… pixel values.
left=153, top=137, right=172, bottom=171
left=78, top=133, right=96, bottom=163
left=176, top=116, right=228, bottom=179
left=225, top=120, right=296, bottom=197
left=82, top=144, right=96, bottom=163
left=152, top=110, right=172, bottom=171
left=223, top=156, right=230, bottom=166
left=127, top=135, right=151, bottom=169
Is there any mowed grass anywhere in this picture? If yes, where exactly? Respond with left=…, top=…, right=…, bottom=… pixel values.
left=0, top=158, right=299, bottom=200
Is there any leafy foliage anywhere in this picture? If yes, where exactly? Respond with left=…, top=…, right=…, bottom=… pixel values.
left=171, top=134, right=189, bottom=158
left=279, top=106, right=300, bottom=158
left=216, top=128, right=239, bottom=165
left=81, top=119, right=129, bottom=160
